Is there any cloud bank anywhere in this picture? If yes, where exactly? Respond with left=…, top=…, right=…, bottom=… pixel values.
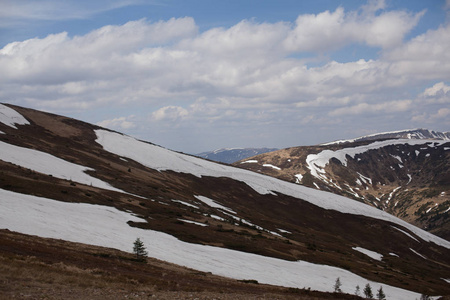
left=1, top=1, right=449, bottom=152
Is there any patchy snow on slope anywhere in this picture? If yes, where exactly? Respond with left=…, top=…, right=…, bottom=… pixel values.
left=195, top=195, right=236, bottom=214
left=241, top=160, right=258, bottom=164
left=353, top=247, right=383, bottom=261
left=390, top=154, right=402, bottom=163
left=391, top=226, right=420, bottom=243
left=0, top=140, right=125, bottom=193
left=0, top=188, right=422, bottom=300
left=178, top=219, right=208, bottom=227
left=0, top=104, right=30, bottom=129
left=307, top=139, right=443, bottom=182
left=295, top=174, right=303, bottom=183
left=172, top=200, right=199, bottom=209
left=263, top=163, right=281, bottom=170
left=94, top=130, right=450, bottom=249
left=410, top=248, right=427, bottom=260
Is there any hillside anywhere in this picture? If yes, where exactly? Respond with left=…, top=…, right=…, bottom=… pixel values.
left=1, top=104, right=450, bottom=299
left=196, top=148, right=278, bottom=164
left=233, top=130, right=450, bottom=240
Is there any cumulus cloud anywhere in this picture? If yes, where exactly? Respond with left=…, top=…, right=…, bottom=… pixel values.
left=151, top=106, right=189, bottom=122
left=0, top=1, right=448, bottom=152
left=97, top=116, right=136, bottom=130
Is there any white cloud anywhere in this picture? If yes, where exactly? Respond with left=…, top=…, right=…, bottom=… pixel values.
left=97, top=116, right=136, bottom=130
left=283, top=5, right=423, bottom=52
left=0, top=1, right=448, bottom=152
left=151, top=106, right=189, bottom=122
left=329, top=100, right=412, bottom=116
left=0, top=0, right=145, bottom=27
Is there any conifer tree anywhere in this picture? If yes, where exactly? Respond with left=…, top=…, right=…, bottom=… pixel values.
left=364, top=283, right=373, bottom=299
left=355, top=285, right=361, bottom=296
left=376, top=286, right=386, bottom=300
left=133, top=237, right=148, bottom=261
left=333, top=277, right=342, bottom=293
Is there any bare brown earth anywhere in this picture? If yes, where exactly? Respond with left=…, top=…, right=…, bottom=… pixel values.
left=0, top=230, right=363, bottom=300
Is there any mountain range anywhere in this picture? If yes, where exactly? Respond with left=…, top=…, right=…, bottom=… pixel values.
left=1, top=103, right=449, bottom=299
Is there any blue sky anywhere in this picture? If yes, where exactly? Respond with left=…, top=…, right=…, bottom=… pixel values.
left=1, top=0, right=449, bottom=153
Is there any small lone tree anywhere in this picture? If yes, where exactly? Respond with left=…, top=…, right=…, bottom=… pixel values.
left=355, top=285, right=361, bottom=296
left=133, top=237, right=148, bottom=261
left=364, top=283, right=373, bottom=299
left=376, top=286, right=386, bottom=300
left=333, top=277, right=342, bottom=293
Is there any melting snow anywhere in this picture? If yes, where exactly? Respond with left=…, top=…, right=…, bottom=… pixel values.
left=0, top=140, right=125, bottom=193
left=178, top=219, right=208, bottom=227
left=94, top=130, right=450, bottom=250
left=172, top=200, right=199, bottom=209
left=263, top=163, right=281, bottom=170
left=352, top=247, right=383, bottom=261
left=241, top=160, right=258, bottom=164
left=195, top=195, right=236, bottom=214
left=390, top=154, right=402, bottom=163
left=295, top=174, right=303, bottom=183
left=391, top=226, right=420, bottom=243
left=389, top=253, right=399, bottom=257
left=410, top=248, right=427, bottom=260
left=278, top=228, right=292, bottom=234
left=0, top=188, right=423, bottom=300
left=0, top=104, right=30, bottom=129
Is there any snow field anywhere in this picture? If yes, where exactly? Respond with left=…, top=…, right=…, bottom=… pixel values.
left=0, top=104, right=30, bottom=129
left=0, top=188, right=422, bottom=300
left=0, top=139, right=126, bottom=194
left=95, top=130, right=450, bottom=249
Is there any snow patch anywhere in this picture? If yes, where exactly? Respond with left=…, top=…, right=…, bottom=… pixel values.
left=263, top=163, right=281, bottom=170
left=391, top=226, right=419, bottom=243
left=0, top=104, right=30, bottom=129
left=241, top=160, right=258, bottom=164
left=410, top=248, right=427, bottom=260
left=352, top=247, right=383, bottom=261
left=0, top=188, right=423, bottom=299
left=178, top=219, right=208, bottom=227
left=195, top=195, right=236, bottom=214
left=0, top=140, right=125, bottom=193
left=172, top=200, right=199, bottom=209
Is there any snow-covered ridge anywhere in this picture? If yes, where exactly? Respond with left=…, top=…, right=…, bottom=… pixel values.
left=0, top=188, right=422, bottom=300
left=307, top=139, right=446, bottom=181
left=322, top=128, right=450, bottom=145
left=95, top=130, right=450, bottom=249
left=0, top=104, right=30, bottom=129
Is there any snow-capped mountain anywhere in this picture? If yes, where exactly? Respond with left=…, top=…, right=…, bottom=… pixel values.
left=1, top=103, right=449, bottom=299
left=323, top=128, right=450, bottom=145
left=234, top=129, right=450, bottom=241
left=196, top=147, right=278, bottom=164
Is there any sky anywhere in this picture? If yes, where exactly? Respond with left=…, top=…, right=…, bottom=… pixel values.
left=1, top=0, right=449, bottom=153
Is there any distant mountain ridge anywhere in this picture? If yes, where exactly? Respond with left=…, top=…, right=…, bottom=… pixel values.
left=323, top=128, right=450, bottom=145
left=196, top=147, right=278, bottom=163
left=234, top=128, right=450, bottom=240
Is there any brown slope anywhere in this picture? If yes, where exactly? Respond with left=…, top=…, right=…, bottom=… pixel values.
left=1, top=103, right=450, bottom=296
left=233, top=140, right=450, bottom=241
